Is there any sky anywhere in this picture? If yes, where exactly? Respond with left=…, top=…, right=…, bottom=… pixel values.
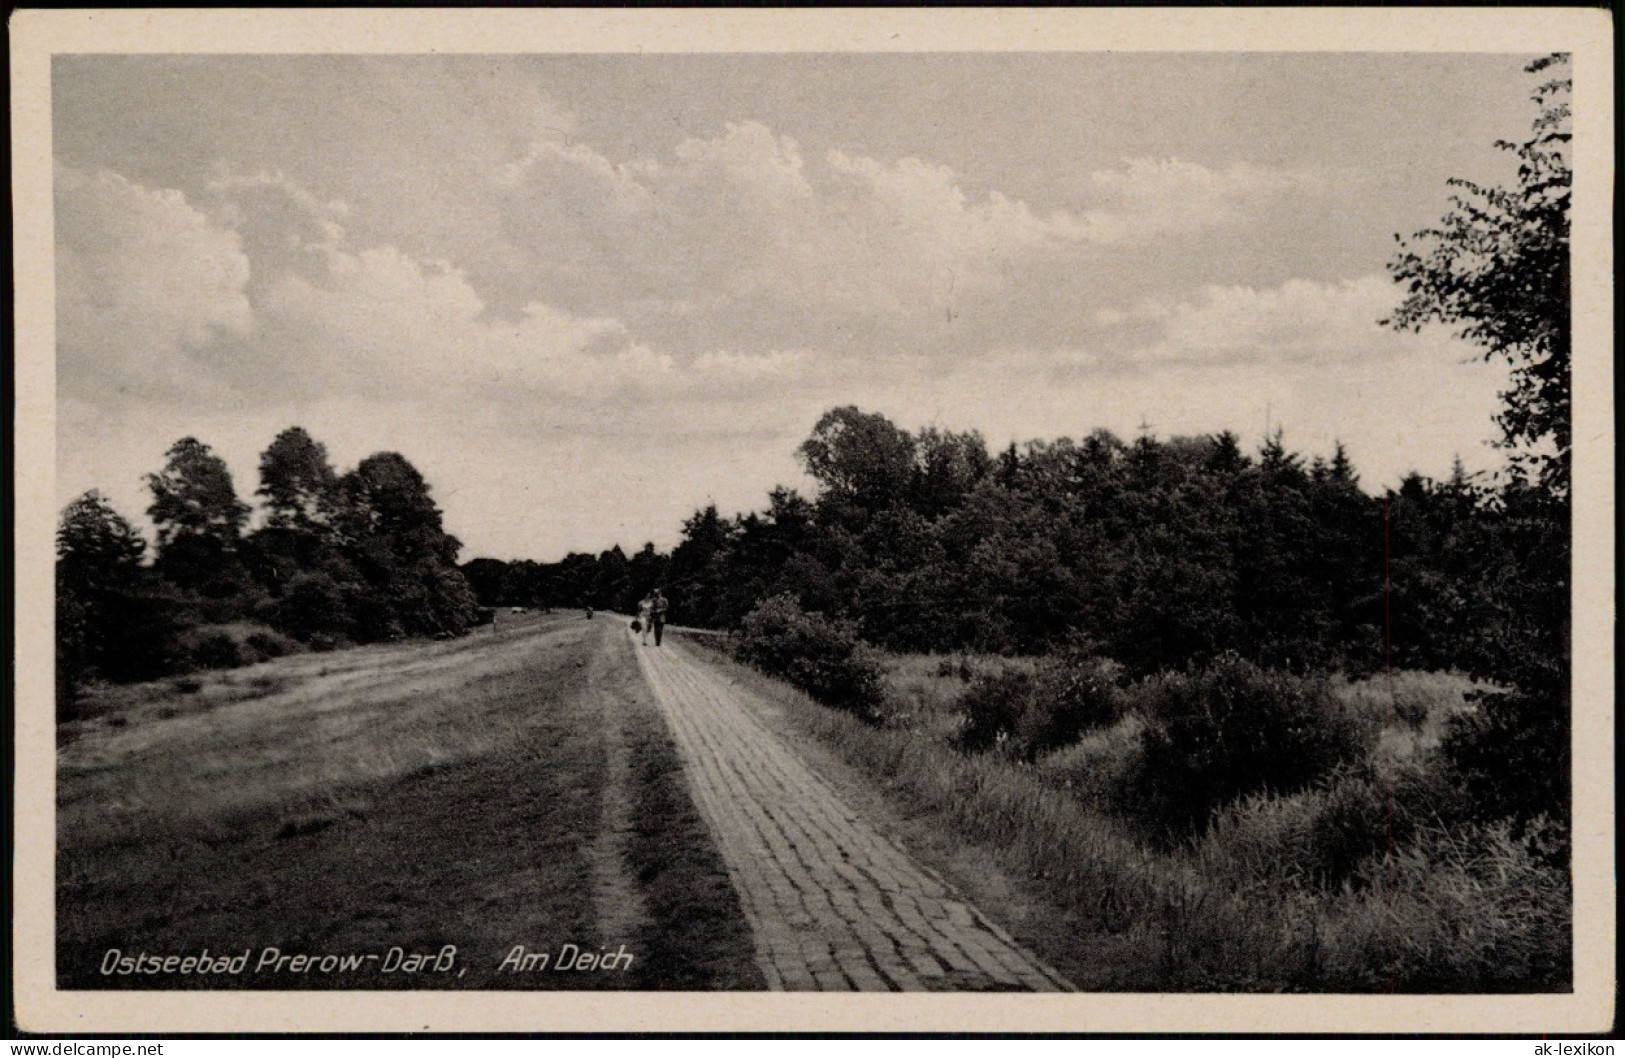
left=52, top=52, right=1539, bottom=561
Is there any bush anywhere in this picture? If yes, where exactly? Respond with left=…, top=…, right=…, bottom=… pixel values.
left=734, top=595, right=886, bottom=720
left=1127, top=654, right=1373, bottom=838
left=349, top=591, right=404, bottom=643
left=956, top=668, right=1035, bottom=754
left=1441, top=686, right=1569, bottom=834
left=94, top=588, right=189, bottom=684
left=194, top=588, right=268, bottom=625
left=176, top=623, right=301, bottom=671
left=306, top=632, right=348, bottom=654
left=244, top=629, right=300, bottom=662
left=1309, top=769, right=1396, bottom=884
left=1199, top=762, right=1436, bottom=892
left=956, top=655, right=1124, bottom=761
left=1033, top=654, right=1125, bottom=750
left=186, top=629, right=246, bottom=670
left=56, top=588, right=89, bottom=722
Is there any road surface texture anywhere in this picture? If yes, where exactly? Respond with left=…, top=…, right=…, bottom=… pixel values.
left=632, top=628, right=1074, bottom=992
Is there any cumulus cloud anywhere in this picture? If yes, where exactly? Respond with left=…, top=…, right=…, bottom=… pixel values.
left=201, top=170, right=350, bottom=294
left=50, top=155, right=1411, bottom=449
left=1076, top=157, right=1323, bottom=244
left=55, top=162, right=839, bottom=431
left=1094, top=274, right=1470, bottom=367
left=495, top=123, right=1325, bottom=352
left=55, top=165, right=254, bottom=401
left=54, top=132, right=1326, bottom=418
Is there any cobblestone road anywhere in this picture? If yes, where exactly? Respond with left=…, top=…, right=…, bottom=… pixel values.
left=631, top=630, right=1074, bottom=992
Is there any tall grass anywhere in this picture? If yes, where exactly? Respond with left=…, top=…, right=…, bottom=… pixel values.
left=722, top=640, right=1568, bottom=991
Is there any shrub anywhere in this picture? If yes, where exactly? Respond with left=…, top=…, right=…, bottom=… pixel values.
left=186, top=629, right=245, bottom=670
left=175, top=623, right=301, bottom=670
left=1033, top=654, right=1125, bottom=748
left=306, top=632, right=346, bottom=654
left=244, top=629, right=300, bottom=662
left=955, top=668, right=1034, bottom=754
left=1127, top=654, right=1374, bottom=838
left=734, top=595, right=886, bottom=720
left=1309, top=769, right=1395, bottom=885
left=957, top=655, right=1124, bottom=760
left=1441, top=685, right=1569, bottom=834
left=1200, top=763, right=1430, bottom=892
left=94, top=588, right=189, bottom=684
left=349, top=591, right=404, bottom=644
left=56, top=588, right=89, bottom=722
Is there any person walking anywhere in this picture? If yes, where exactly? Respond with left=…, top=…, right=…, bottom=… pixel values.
left=650, top=589, right=669, bottom=647
left=636, top=595, right=653, bottom=646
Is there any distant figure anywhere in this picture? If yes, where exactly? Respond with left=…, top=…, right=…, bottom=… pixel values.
left=636, top=595, right=653, bottom=646
left=584, top=605, right=594, bottom=620
left=650, top=589, right=669, bottom=647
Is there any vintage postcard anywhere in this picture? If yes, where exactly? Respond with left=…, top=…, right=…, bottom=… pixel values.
left=10, top=8, right=1615, bottom=1035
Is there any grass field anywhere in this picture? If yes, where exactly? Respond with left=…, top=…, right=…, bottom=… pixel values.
left=57, top=614, right=761, bottom=990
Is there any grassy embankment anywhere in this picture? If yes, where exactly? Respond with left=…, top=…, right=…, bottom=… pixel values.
left=684, top=633, right=1570, bottom=993
left=58, top=614, right=760, bottom=990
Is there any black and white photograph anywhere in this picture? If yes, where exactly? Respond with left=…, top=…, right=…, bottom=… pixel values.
left=10, top=8, right=1614, bottom=1036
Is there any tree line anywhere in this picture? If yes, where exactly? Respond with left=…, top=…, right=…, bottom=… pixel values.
left=578, top=408, right=1553, bottom=685
left=460, top=542, right=669, bottom=618
left=56, top=429, right=479, bottom=712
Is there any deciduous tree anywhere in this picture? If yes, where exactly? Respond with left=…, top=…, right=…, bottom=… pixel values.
left=258, top=426, right=342, bottom=533
left=1387, top=53, right=1571, bottom=498
left=56, top=491, right=178, bottom=696
left=145, top=437, right=252, bottom=596
left=1386, top=54, right=1573, bottom=833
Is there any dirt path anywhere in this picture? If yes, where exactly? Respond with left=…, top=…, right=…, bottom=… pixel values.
left=630, top=628, right=1074, bottom=992
left=582, top=629, right=650, bottom=956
